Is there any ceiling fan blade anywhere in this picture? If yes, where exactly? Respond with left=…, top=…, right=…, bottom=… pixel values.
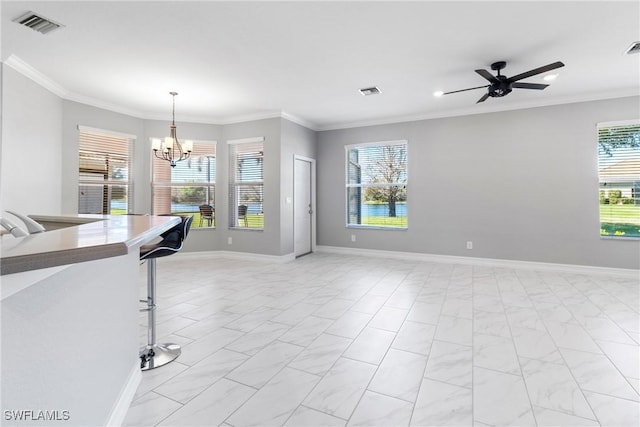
left=508, top=61, right=565, bottom=82
left=512, top=82, right=549, bottom=90
left=476, top=92, right=490, bottom=103
left=443, top=85, right=489, bottom=95
left=475, top=69, right=499, bottom=83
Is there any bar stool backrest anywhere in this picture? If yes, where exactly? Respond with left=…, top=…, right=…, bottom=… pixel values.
left=140, top=216, right=193, bottom=260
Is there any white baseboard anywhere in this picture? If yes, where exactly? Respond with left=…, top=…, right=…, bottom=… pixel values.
left=176, top=250, right=296, bottom=263
left=173, top=247, right=637, bottom=277
left=105, top=360, right=141, bottom=426
left=316, top=245, right=639, bottom=278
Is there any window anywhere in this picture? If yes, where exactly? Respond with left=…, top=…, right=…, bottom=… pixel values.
left=598, top=121, right=640, bottom=239
left=228, top=138, right=264, bottom=229
left=78, top=127, right=133, bottom=214
left=152, top=140, right=216, bottom=228
left=346, top=140, right=408, bottom=228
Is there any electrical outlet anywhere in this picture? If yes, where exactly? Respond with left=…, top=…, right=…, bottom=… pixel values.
left=351, top=234, right=356, bottom=242
left=228, top=237, right=233, bottom=245
left=466, top=241, right=473, bottom=250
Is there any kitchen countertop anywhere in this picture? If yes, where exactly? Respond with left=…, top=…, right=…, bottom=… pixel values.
left=1, top=214, right=181, bottom=275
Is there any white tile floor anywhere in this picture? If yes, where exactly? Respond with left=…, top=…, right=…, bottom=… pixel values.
left=123, top=252, right=640, bottom=426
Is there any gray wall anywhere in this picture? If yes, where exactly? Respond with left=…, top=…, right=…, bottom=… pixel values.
left=4, top=62, right=638, bottom=268
left=61, top=100, right=146, bottom=214
left=217, top=118, right=283, bottom=255
left=1, top=65, right=63, bottom=215
left=59, top=101, right=307, bottom=257
left=317, top=96, right=640, bottom=269
left=280, top=118, right=317, bottom=254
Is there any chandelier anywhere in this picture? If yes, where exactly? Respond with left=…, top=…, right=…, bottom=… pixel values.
left=151, top=91, right=193, bottom=167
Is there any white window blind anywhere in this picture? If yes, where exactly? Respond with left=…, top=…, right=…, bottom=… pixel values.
left=78, top=128, right=133, bottom=214
left=152, top=140, right=216, bottom=228
left=228, top=139, right=264, bottom=229
left=346, top=140, right=408, bottom=228
left=598, top=121, right=640, bottom=238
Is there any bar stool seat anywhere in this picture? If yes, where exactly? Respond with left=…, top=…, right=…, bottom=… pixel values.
left=139, top=215, right=193, bottom=370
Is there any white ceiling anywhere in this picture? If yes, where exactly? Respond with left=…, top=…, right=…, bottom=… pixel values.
left=2, top=1, right=639, bottom=130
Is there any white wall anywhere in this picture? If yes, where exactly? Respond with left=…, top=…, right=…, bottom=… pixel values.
left=1, top=65, right=62, bottom=216
left=317, top=96, right=640, bottom=269
left=1, top=253, right=140, bottom=426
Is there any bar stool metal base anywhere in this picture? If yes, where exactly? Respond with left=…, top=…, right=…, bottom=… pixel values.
left=139, top=217, right=192, bottom=371
left=139, top=343, right=181, bottom=371
left=139, top=257, right=181, bottom=371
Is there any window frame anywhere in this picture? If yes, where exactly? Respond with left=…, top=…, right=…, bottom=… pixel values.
left=345, top=139, right=408, bottom=230
left=597, top=120, right=640, bottom=240
left=151, top=139, right=217, bottom=229
left=77, top=125, right=135, bottom=215
left=228, top=137, right=265, bottom=230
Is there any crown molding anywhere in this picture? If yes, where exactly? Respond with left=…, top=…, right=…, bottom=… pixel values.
left=217, top=111, right=283, bottom=125
left=4, top=54, right=67, bottom=98
left=64, top=91, right=161, bottom=122
left=3, top=55, right=321, bottom=129
left=5, top=55, right=637, bottom=134
left=316, top=88, right=640, bottom=131
left=280, top=112, right=320, bottom=131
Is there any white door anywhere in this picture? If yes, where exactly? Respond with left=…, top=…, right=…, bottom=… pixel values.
left=294, top=158, right=313, bottom=257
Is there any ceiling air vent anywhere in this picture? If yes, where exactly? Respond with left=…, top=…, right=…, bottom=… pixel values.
left=625, top=41, right=640, bottom=55
left=13, top=11, right=63, bottom=34
left=359, top=87, right=381, bottom=96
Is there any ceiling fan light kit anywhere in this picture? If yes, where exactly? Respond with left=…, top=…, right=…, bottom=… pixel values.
left=439, top=60, right=565, bottom=104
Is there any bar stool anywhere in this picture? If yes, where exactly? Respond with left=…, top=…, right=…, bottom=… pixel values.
left=139, top=215, right=193, bottom=370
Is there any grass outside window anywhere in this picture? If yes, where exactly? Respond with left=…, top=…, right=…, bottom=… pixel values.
left=599, top=204, right=640, bottom=237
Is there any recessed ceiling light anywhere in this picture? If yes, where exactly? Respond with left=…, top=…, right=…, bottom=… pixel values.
left=433, top=91, right=444, bottom=97
left=359, top=87, right=381, bottom=96
left=543, top=74, right=558, bottom=81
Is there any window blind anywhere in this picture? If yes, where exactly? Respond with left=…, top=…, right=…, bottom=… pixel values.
left=78, top=129, right=133, bottom=214
left=152, top=141, right=216, bottom=228
left=228, top=140, right=264, bottom=229
left=597, top=122, right=640, bottom=238
left=346, top=141, right=408, bottom=228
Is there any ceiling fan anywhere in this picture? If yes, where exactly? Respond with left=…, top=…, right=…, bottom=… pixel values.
left=440, top=61, right=565, bottom=103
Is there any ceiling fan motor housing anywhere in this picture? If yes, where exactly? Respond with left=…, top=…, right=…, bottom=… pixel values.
left=489, top=76, right=512, bottom=97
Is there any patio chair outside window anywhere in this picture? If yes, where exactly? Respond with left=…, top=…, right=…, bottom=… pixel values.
left=238, top=204, right=248, bottom=227
left=199, top=204, right=214, bottom=227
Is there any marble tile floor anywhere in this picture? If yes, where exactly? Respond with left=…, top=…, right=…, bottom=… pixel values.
left=124, top=252, right=640, bottom=426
